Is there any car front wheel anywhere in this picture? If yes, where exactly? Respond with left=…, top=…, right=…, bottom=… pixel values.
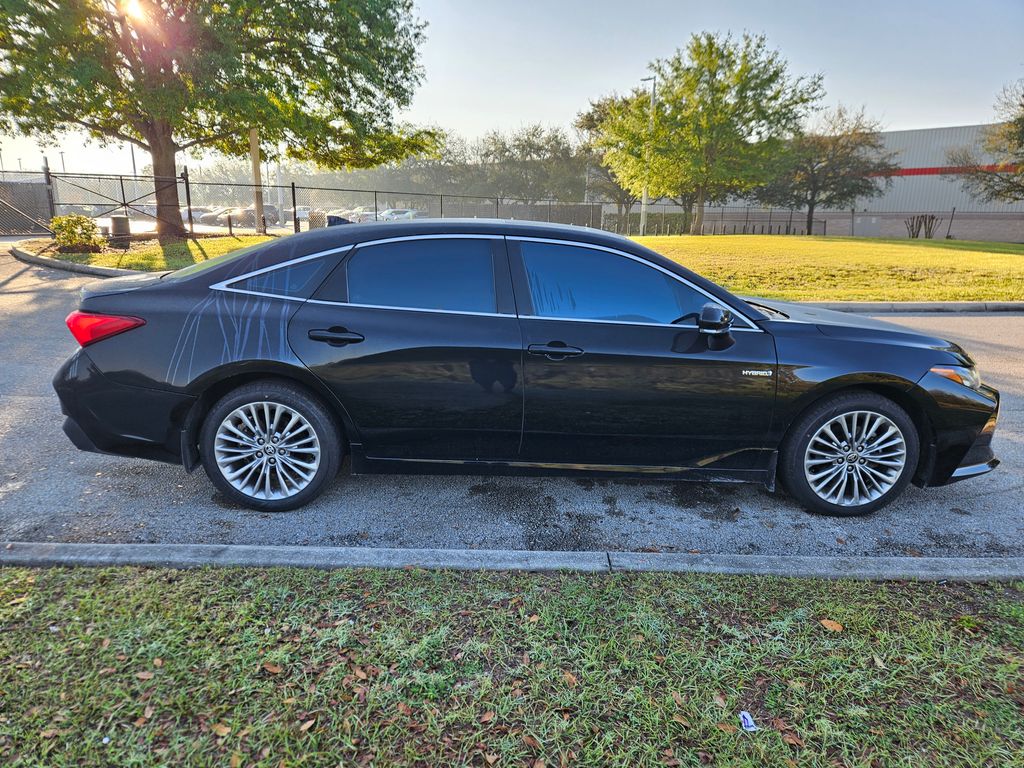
left=199, top=381, right=342, bottom=511
left=780, top=391, right=920, bottom=516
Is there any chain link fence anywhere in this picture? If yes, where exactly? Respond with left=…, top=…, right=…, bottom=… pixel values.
left=1, top=169, right=1020, bottom=242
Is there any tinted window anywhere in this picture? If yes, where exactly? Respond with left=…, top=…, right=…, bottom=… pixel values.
left=520, top=242, right=706, bottom=324
left=228, top=257, right=333, bottom=299
left=347, top=239, right=496, bottom=313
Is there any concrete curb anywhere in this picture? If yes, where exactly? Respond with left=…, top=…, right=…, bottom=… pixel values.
left=0, top=542, right=610, bottom=573
left=10, top=242, right=140, bottom=277
left=4, top=541, right=1024, bottom=581
left=609, top=552, right=1024, bottom=581
left=806, top=301, right=1024, bottom=314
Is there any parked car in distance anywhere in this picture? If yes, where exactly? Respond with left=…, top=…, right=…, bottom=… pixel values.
left=284, top=206, right=311, bottom=223
left=54, top=220, right=999, bottom=515
left=332, top=206, right=376, bottom=223
left=379, top=208, right=426, bottom=221
left=215, top=204, right=279, bottom=227
left=198, top=207, right=232, bottom=225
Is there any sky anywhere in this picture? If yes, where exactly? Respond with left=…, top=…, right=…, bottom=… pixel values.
left=1, top=0, right=1021, bottom=175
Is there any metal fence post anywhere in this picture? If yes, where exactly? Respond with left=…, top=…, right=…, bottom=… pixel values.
left=439, top=193, right=444, bottom=219
left=291, top=182, right=299, bottom=233
left=495, top=197, right=500, bottom=218
left=787, top=209, right=793, bottom=235
left=227, top=214, right=233, bottom=236
left=373, top=191, right=378, bottom=221
left=743, top=206, right=750, bottom=234
left=823, top=219, right=827, bottom=237
left=589, top=203, right=595, bottom=229
left=181, top=166, right=194, bottom=236
left=42, top=160, right=56, bottom=220
left=119, top=175, right=128, bottom=216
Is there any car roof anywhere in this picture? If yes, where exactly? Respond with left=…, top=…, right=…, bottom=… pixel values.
left=282, top=218, right=640, bottom=253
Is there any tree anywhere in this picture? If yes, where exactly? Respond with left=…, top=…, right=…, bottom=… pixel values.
left=597, top=32, right=822, bottom=234
left=947, top=80, right=1024, bottom=203
left=575, top=97, right=638, bottom=232
left=473, top=125, right=584, bottom=203
left=753, top=106, right=899, bottom=233
left=0, top=0, right=433, bottom=238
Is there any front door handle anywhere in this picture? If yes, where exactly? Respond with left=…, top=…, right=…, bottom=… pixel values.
left=528, top=342, right=584, bottom=361
left=308, top=327, right=365, bottom=346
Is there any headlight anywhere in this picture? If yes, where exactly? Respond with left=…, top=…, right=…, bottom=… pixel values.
left=930, top=364, right=982, bottom=390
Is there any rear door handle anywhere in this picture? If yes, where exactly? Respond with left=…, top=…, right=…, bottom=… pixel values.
left=308, top=327, right=365, bottom=346
left=528, top=342, right=584, bottom=361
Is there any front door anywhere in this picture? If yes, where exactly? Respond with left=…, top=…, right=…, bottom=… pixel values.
left=288, top=235, right=523, bottom=461
left=509, top=238, right=777, bottom=471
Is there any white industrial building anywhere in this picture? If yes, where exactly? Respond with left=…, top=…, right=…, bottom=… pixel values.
left=693, top=123, right=1023, bottom=241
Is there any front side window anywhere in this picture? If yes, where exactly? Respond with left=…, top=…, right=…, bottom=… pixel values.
left=346, top=238, right=496, bottom=313
left=519, top=242, right=706, bottom=324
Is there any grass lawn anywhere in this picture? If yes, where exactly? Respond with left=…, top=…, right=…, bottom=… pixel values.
left=634, top=235, right=1024, bottom=302
left=22, top=235, right=273, bottom=272
left=1, top=568, right=1022, bottom=766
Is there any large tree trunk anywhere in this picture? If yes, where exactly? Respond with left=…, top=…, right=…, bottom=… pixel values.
left=146, top=120, right=186, bottom=241
left=805, top=203, right=816, bottom=235
left=690, top=186, right=706, bottom=235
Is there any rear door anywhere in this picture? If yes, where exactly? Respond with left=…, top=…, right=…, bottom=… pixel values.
left=509, top=237, right=777, bottom=471
left=287, top=235, right=523, bottom=461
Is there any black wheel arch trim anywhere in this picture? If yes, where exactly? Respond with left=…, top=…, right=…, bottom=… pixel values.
left=177, top=360, right=361, bottom=472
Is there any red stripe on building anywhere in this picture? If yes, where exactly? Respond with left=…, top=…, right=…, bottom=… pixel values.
left=874, top=164, right=1020, bottom=177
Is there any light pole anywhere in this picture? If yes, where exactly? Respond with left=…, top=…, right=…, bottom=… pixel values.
left=639, top=74, right=657, bottom=237
left=59, top=151, right=66, bottom=172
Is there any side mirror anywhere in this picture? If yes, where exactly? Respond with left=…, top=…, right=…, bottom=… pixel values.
left=698, top=303, right=733, bottom=336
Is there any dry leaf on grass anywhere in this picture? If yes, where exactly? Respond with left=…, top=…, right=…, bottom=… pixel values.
left=135, top=671, right=154, bottom=680
left=262, top=662, right=283, bottom=674
left=210, top=723, right=231, bottom=737
left=563, top=671, right=578, bottom=687
left=480, top=711, right=495, bottom=723
left=715, top=722, right=738, bottom=734
left=819, top=619, right=844, bottom=632
left=299, top=719, right=316, bottom=732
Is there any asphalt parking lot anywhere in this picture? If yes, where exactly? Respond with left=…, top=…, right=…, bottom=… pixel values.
left=1, top=242, right=1021, bottom=558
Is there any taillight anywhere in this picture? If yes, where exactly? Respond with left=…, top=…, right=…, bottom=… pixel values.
left=65, top=310, right=146, bottom=347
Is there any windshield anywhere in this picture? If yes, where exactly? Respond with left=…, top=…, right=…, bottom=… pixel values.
left=162, top=240, right=271, bottom=282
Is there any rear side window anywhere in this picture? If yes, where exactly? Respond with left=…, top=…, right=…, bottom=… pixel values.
left=346, top=238, right=496, bottom=313
left=226, top=256, right=333, bottom=299
left=520, top=241, right=706, bottom=324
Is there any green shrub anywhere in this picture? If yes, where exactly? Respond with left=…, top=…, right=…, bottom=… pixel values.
left=51, top=214, right=105, bottom=253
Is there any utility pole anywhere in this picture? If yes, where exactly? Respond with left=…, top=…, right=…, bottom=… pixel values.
left=639, top=74, right=657, bottom=237
left=249, top=128, right=266, bottom=234
left=58, top=151, right=66, bottom=172
left=129, top=144, right=137, bottom=176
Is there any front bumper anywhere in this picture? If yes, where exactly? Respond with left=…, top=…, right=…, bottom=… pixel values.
left=53, top=350, right=196, bottom=465
left=946, top=407, right=1000, bottom=483
left=916, top=377, right=1000, bottom=487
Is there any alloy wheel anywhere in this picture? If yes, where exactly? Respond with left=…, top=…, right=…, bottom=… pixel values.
left=803, top=410, right=907, bottom=507
left=213, top=401, right=321, bottom=501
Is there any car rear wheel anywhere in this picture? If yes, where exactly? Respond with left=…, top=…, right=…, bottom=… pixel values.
left=780, top=391, right=919, bottom=516
left=200, top=381, right=341, bottom=511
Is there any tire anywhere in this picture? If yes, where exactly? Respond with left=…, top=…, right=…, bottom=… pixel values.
left=779, top=391, right=920, bottom=517
left=199, top=380, right=342, bottom=512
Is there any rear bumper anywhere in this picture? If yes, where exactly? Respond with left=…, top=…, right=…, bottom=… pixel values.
left=53, top=350, right=195, bottom=465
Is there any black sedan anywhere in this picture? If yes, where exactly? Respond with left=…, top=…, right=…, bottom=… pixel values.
left=53, top=220, right=999, bottom=515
